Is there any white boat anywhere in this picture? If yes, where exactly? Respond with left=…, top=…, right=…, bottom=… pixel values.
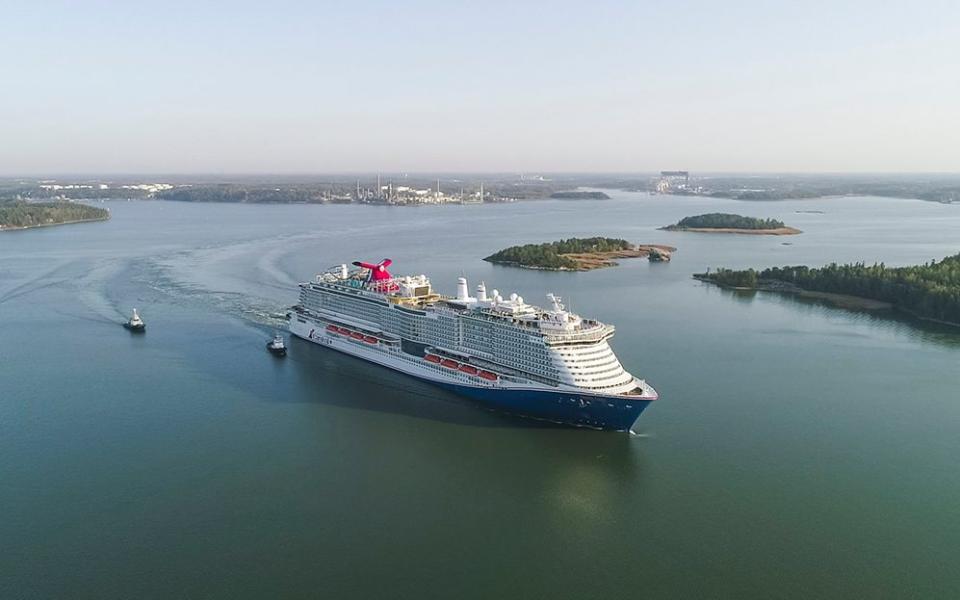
left=289, top=259, right=658, bottom=431
left=123, top=308, right=145, bottom=332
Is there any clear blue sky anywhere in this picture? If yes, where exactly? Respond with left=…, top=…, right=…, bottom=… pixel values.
left=2, top=0, right=957, bottom=174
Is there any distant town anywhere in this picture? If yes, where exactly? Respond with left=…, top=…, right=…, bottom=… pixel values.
left=1, top=175, right=554, bottom=206
left=1, top=172, right=959, bottom=206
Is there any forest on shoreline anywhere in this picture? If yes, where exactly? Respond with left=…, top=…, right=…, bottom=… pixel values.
left=663, top=213, right=787, bottom=230
left=0, top=202, right=109, bottom=230
left=485, top=238, right=633, bottom=270
left=698, top=254, right=960, bottom=325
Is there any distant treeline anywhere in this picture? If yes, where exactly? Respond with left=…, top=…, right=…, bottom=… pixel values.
left=6, top=174, right=960, bottom=204
left=701, top=255, right=960, bottom=325
left=549, top=191, right=610, bottom=200
left=702, top=186, right=960, bottom=203
left=157, top=185, right=338, bottom=203
left=485, top=237, right=631, bottom=270
left=706, top=190, right=823, bottom=201
left=666, top=213, right=786, bottom=230
left=0, top=184, right=150, bottom=202
left=156, top=182, right=569, bottom=203
left=0, top=202, right=109, bottom=229
left=638, top=174, right=960, bottom=204
left=0, top=177, right=590, bottom=204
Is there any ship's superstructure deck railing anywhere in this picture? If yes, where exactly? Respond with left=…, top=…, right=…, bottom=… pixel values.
left=465, top=308, right=612, bottom=341
left=541, top=322, right=614, bottom=344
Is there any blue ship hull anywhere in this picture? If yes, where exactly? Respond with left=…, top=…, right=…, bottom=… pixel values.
left=292, top=321, right=655, bottom=432
left=435, top=381, right=653, bottom=431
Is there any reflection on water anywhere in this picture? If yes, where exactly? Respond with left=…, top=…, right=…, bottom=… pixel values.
left=549, top=437, right=646, bottom=505
left=729, top=287, right=759, bottom=304
left=762, top=289, right=960, bottom=349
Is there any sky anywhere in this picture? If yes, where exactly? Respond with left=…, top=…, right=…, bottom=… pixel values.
left=2, top=0, right=958, bottom=175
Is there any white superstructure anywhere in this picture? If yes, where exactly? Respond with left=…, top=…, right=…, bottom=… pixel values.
left=289, top=261, right=657, bottom=430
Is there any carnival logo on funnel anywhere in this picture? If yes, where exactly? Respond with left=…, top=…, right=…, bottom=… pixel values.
left=353, top=259, right=393, bottom=281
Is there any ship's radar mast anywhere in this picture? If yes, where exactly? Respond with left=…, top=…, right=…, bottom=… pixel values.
left=547, top=293, right=564, bottom=312
left=540, top=293, right=582, bottom=331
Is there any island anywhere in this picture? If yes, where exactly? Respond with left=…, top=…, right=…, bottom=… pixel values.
left=661, top=213, right=801, bottom=235
left=484, top=237, right=676, bottom=271
left=549, top=191, right=610, bottom=200
left=694, top=254, right=960, bottom=326
left=642, top=173, right=960, bottom=204
left=0, top=201, right=110, bottom=231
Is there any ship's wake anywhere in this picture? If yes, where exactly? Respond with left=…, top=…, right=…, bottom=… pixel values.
left=133, top=232, right=315, bottom=328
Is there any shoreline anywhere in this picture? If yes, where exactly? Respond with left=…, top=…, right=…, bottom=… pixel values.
left=489, top=244, right=677, bottom=271
left=662, top=226, right=802, bottom=235
left=0, top=215, right=110, bottom=232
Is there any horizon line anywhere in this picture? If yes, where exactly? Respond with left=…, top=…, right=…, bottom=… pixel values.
left=4, top=170, right=960, bottom=179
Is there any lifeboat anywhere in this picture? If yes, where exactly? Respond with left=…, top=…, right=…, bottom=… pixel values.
left=458, top=364, right=479, bottom=375
left=363, top=335, right=378, bottom=344
left=325, top=324, right=338, bottom=333
left=425, top=354, right=441, bottom=364
left=478, top=370, right=498, bottom=381
left=349, top=331, right=365, bottom=340
left=441, top=359, right=460, bottom=369
left=335, top=327, right=350, bottom=335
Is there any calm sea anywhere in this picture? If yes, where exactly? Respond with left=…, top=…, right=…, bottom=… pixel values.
left=2, top=192, right=959, bottom=598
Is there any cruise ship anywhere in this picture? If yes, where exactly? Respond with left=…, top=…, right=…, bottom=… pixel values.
left=289, top=259, right=658, bottom=431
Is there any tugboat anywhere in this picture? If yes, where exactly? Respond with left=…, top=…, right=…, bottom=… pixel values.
left=123, top=308, right=145, bottom=332
left=266, top=333, right=287, bottom=357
